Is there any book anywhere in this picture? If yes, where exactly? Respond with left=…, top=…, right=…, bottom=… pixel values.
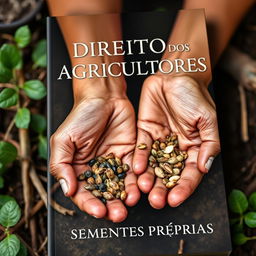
left=47, top=9, right=232, bottom=256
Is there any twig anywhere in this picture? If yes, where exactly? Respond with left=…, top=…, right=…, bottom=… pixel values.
left=30, top=166, right=75, bottom=215
left=19, top=128, right=31, bottom=227
left=0, top=34, right=14, bottom=41
left=37, top=236, right=47, bottom=254
left=30, top=217, right=37, bottom=251
left=0, top=83, right=16, bottom=89
left=29, top=166, right=47, bottom=206
left=16, top=233, right=38, bottom=256
left=238, top=84, right=249, bottom=142
left=4, top=117, right=15, bottom=141
left=178, top=239, right=184, bottom=255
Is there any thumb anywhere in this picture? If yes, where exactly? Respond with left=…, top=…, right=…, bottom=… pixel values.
left=197, top=114, right=221, bottom=173
left=50, top=133, right=77, bottom=197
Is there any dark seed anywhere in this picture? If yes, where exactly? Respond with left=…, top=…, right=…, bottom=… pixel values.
left=100, top=198, right=107, bottom=204
left=88, top=159, right=96, bottom=167
left=84, top=170, right=92, bottom=178
left=118, top=173, right=126, bottom=179
left=99, top=183, right=107, bottom=192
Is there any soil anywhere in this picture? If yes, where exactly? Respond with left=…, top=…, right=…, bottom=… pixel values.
left=0, top=0, right=38, bottom=24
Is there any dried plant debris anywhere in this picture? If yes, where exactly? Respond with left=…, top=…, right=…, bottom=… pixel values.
left=78, top=153, right=129, bottom=204
left=148, top=134, right=188, bottom=189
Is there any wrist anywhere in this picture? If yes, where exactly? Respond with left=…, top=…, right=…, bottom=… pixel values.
left=73, top=76, right=127, bottom=105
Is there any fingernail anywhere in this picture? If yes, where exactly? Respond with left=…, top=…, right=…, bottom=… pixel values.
left=59, top=179, right=69, bottom=195
left=93, top=215, right=99, bottom=219
left=205, top=157, right=215, bottom=172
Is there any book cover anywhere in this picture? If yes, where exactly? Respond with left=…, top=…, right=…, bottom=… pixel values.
left=47, top=9, right=232, bottom=256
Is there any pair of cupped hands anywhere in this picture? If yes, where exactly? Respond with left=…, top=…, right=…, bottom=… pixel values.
left=50, top=74, right=220, bottom=223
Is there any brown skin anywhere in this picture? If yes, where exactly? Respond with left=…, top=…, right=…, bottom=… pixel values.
left=47, top=0, right=254, bottom=219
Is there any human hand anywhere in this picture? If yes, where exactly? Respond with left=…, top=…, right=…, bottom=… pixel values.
left=50, top=83, right=140, bottom=222
left=133, top=75, right=220, bottom=209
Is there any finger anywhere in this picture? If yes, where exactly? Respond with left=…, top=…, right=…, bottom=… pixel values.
left=197, top=115, right=221, bottom=173
left=122, top=154, right=141, bottom=207
left=72, top=184, right=107, bottom=219
left=148, top=178, right=168, bottom=209
left=50, top=134, right=77, bottom=197
left=168, top=147, right=203, bottom=207
left=106, top=199, right=128, bottom=223
left=137, top=167, right=155, bottom=193
left=133, top=128, right=153, bottom=175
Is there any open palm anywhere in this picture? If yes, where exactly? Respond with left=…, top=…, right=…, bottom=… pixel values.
left=133, top=75, right=220, bottom=209
left=50, top=97, right=140, bottom=222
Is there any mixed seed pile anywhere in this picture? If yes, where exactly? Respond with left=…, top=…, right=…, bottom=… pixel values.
left=77, top=153, right=129, bottom=204
left=138, top=134, right=188, bottom=189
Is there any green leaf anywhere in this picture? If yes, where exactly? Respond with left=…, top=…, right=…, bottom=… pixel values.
left=228, top=189, right=248, bottom=214
left=14, top=108, right=30, bottom=129
left=17, top=242, right=27, bottom=256
left=30, top=114, right=46, bottom=133
left=0, top=162, right=6, bottom=176
left=0, top=177, right=4, bottom=189
left=0, top=62, right=12, bottom=83
left=0, top=44, right=21, bottom=69
left=0, top=88, right=18, bottom=108
left=23, top=80, right=46, bottom=100
left=0, top=141, right=17, bottom=165
left=39, top=136, right=47, bottom=160
left=249, top=192, right=256, bottom=211
left=32, top=39, right=47, bottom=68
left=233, top=233, right=248, bottom=246
left=0, top=200, right=21, bottom=227
left=244, top=212, right=256, bottom=228
left=0, top=195, right=15, bottom=209
left=0, top=234, right=20, bottom=256
left=14, top=25, right=31, bottom=48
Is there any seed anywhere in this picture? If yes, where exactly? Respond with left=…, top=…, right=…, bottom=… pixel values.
left=95, top=167, right=106, bottom=175
left=107, top=187, right=116, bottom=195
left=117, top=166, right=123, bottom=174
left=152, top=141, right=160, bottom=150
left=176, top=155, right=184, bottom=162
left=88, top=159, right=96, bottom=167
left=112, top=176, right=119, bottom=183
left=77, top=173, right=86, bottom=181
left=116, top=191, right=121, bottom=199
left=123, top=164, right=130, bottom=172
left=84, top=183, right=96, bottom=191
left=137, top=143, right=147, bottom=150
left=95, top=174, right=103, bottom=184
left=166, top=181, right=177, bottom=189
left=87, top=177, right=95, bottom=184
left=84, top=170, right=93, bottom=178
left=120, top=191, right=127, bottom=201
left=105, top=153, right=115, bottom=159
left=160, top=142, right=166, bottom=150
left=151, top=149, right=157, bottom=157
left=157, top=151, right=164, bottom=157
left=106, top=169, right=115, bottom=179
left=162, top=163, right=173, bottom=174
left=115, top=157, right=122, bottom=166
left=108, top=158, right=116, bottom=166
left=149, top=155, right=156, bottom=163
left=171, top=134, right=177, bottom=141
left=163, top=153, right=170, bottom=158
left=173, top=168, right=181, bottom=175
left=103, top=192, right=114, bottom=200
left=118, top=172, right=126, bottom=179
left=168, top=157, right=179, bottom=164
left=169, top=175, right=180, bottom=183
left=109, top=181, right=119, bottom=190
left=99, top=183, right=107, bottom=192
left=97, top=156, right=105, bottom=163
left=119, top=184, right=125, bottom=191
left=157, top=157, right=169, bottom=163
left=164, top=145, right=174, bottom=154
left=92, top=190, right=102, bottom=198
left=92, top=163, right=99, bottom=172
left=174, top=162, right=182, bottom=168
left=154, top=167, right=165, bottom=178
